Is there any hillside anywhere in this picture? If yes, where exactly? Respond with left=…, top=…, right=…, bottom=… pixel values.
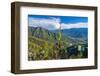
left=28, top=26, right=75, bottom=43
left=28, top=26, right=88, bottom=60
left=28, top=26, right=57, bottom=42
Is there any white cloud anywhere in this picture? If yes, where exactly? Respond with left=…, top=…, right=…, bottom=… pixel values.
left=61, top=23, right=88, bottom=29
left=29, top=17, right=61, bottom=30
left=29, top=17, right=88, bottom=30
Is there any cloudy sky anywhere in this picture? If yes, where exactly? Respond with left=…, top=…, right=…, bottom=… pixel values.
left=28, top=15, right=88, bottom=30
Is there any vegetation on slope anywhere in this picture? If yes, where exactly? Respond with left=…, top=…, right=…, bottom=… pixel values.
left=28, top=26, right=88, bottom=60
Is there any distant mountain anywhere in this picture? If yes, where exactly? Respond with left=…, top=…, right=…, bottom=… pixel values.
left=28, top=26, right=57, bottom=42
left=28, top=26, right=78, bottom=43
left=51, top=28, right=88, bottom=39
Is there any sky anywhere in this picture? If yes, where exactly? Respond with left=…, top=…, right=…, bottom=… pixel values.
left=28, top=15, right=88, bottom=30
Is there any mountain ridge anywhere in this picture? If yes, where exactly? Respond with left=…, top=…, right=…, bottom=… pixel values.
left=51, top=28, right=88, bottom=39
